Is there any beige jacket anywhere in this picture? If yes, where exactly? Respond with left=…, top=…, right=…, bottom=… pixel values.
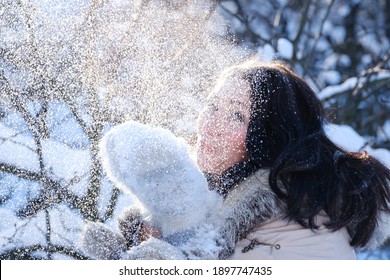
left=229, top=213, right=356, bottom=260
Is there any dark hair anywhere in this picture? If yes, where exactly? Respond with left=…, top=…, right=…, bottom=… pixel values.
left=221, top=60, right=390, bottom=247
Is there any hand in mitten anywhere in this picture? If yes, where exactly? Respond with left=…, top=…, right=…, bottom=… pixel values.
left=80, top=221, right=127, bottom=260
left=80, top=206, right=161, bottom=259
left=100, top=121, right=222, bottom=237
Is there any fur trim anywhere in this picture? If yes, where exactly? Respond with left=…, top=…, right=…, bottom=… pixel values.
left=117, top=205, right=146, bottom=248
left=210, top=169, right=284, bottom=258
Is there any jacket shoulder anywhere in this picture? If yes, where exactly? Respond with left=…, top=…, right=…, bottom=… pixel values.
left=212, top=169, right=283, bottom=245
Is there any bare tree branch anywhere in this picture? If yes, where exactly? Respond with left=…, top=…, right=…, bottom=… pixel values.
left=301, top=0, right=335, bottom=73
left=0, top=245, right=89, bottom=260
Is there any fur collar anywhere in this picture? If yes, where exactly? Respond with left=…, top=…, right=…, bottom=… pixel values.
left=211, top=168, right=285, bottom=258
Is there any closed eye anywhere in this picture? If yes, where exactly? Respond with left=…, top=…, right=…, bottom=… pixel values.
left=208, top=103, right=218, bottom=112
left=232, top=112, right=244, bottom=122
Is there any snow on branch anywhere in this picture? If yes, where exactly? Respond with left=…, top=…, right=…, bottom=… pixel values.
left=318, top=70, right=390, bottom=101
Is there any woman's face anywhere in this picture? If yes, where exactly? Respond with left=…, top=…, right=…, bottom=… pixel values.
left=196, top=76, right=251, bottom=174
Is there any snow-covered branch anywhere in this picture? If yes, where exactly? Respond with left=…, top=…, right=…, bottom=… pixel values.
left=318, top=70, right=390, bottom=101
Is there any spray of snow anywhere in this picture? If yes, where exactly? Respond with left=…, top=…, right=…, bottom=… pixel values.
left=0, top=0, right=246, bottom=258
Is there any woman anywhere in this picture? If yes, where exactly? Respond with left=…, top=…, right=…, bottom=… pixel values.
left=195, top=59, right=390, bottom=259
left=83, top=59, right=390, bottom=260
